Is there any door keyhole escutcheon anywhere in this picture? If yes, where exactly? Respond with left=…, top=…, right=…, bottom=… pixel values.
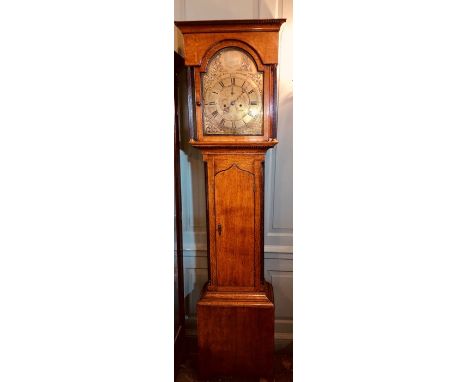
left=217, top=224, right=222, bottom=235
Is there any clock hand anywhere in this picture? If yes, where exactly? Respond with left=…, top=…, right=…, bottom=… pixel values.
left=231, top=90, right=246, bottom=104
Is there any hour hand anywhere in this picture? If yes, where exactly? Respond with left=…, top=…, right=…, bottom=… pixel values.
left=233, top=91, right=245, bottom=103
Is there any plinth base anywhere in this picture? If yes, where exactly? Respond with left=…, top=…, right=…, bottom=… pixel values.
left=197, top=282, right=275, bottom=379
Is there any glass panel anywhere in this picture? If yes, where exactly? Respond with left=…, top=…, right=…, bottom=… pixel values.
left=202, top=48, right=263, bottom=135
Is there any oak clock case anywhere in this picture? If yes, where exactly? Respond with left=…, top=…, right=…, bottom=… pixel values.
left=175, top=19, right=285, bottom=380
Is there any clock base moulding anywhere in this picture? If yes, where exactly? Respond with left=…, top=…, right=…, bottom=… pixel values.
left=197, top=282, right=274, bottom=380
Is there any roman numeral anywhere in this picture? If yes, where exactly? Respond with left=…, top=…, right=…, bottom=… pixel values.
left=250, top=101, right=257, bottom=105
left=219, top=81, right=225, bottom=87
left=212, top=91, right=218, bottom=94
left=209, top=101, right=215, bottom=105
left=212, top=110, right=218, bottom=117
left=231, top=78, right=235, bottom=85
left=248, top=89, right=254, bottom=94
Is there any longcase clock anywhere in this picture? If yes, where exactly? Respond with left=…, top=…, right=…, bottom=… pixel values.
left=175, top=19, right=285, bottom=380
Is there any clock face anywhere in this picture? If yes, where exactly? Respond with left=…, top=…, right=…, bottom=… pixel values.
left=201, top=48, right=263, bottom=135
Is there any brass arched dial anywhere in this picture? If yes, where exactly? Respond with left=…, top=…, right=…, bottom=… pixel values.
left=201, top=48, right=263, bottom=135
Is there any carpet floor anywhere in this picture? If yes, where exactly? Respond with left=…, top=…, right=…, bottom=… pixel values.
left=175, top=339, right=293, bottom=382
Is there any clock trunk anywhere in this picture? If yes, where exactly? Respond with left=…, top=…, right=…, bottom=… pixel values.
left=214, top=164, right=255, bottom=287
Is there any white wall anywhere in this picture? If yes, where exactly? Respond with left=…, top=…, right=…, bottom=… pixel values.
left=175, top=0, right=293, bottom=344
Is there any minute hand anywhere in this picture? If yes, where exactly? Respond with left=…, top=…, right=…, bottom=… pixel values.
left=232, top=89, right=247, bottom=104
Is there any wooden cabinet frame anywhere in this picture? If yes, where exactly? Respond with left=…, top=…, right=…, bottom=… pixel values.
left=175, top=19, right=285, bottom=380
